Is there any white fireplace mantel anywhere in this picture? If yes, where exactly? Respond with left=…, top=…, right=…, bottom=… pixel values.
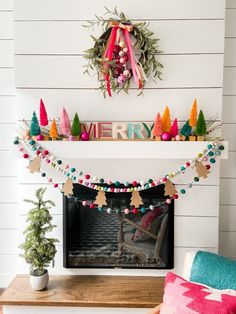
left=39, top=141, right=228, bottom=159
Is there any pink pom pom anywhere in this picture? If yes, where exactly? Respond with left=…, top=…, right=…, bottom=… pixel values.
left=80, top=131, right=89, bottom=141
left=82, top=201, right=87, bottom=206
left=37, top=134, right=44, bottom=141
left=48, top=178, right=52, bottom=182
left=161, top=132, right=171, bottom=141
left=124, top=208, right=129, bottom=215
left=53, top=183, right=58, bottom=188
left=166, top=199, right=171, bottom=204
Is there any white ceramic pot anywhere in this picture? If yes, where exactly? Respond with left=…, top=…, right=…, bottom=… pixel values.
left=30, top=269, right=49, bottom=291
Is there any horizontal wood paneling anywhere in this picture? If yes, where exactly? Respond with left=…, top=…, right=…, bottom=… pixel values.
left=0, top=178, right=18, bottom=203
left=175, top=216, right=218, bottom=247
left=0, top=0, right=13, bottom=10
left=219, top=231, right=236, bottom=257
left=222, top=124, right=236, bottom=150
left=0, top=229, right=19, bottom=254
left=0, top=96, right=16, bottom=123
left=220, top=205, right=236, bottom=231
left=225, top=9, right=236, bottom=37
left=14, top=0, right=225, bottom=20
left=0, top=255, right=20, bottom=274
left=0, top=69, right=15, bottom=95
left=220, top=178, right=236, bottom=205
left=223, top=67, right=236, bottom=95
left=224, top=38, right=236, bottom=66
left=0, top=12, right=13, bottom=39
left=221, top=152, right=236, bottom=177
left=0, top=41, right=14, bottom=67
left=16, top=88, right=223, bottom=121
left=17, top=158, right=220, bottom=185
left=0, top=124, right=16, bottom=149
left=0, top=204, right=18, bottom=228
left=15, top=55, right=224, bottom=89
left=0, top=151, right=17, bottom=176
left=15, top=20, right=224, bottom=55
left=226, top=0, right=236, bottom=8
left=222, top=96, right=236, bottom=123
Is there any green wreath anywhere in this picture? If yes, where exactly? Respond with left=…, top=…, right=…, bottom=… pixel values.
left=84, top=8, right=163, bottom=97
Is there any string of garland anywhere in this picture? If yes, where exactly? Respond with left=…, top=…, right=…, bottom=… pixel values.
left=14, top=137, right=224, bottom=215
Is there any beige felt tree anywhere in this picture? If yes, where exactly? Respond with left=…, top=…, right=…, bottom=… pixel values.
left=130, top=191, right=143, bottom=208
left=27, top=155, right=41, bottom=174
left=164, top=180, right=177, bottom=197
left=161, top=106, right=171, bottom=133
left=62, top=178, right=74, bottom=196
left=195, top=161, right=210, bottom=179
left=94, top=190, right=107, bottom=207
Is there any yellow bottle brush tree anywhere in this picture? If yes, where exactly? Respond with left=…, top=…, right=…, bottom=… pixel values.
left=189, top=99, right=198, bottom=140
left=161, top=106, right=171, bottom=133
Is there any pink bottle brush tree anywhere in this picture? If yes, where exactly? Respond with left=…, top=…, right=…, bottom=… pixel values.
left=170, top=118, right=179, bottom=137
left=39, top=99, right=48, bottom=126
left=60, top=107, right=71, bottom=137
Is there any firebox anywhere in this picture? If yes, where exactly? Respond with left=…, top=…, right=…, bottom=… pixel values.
left=63, top=184, right=174, bottom=269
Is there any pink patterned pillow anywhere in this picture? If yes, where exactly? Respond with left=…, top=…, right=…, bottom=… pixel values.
left=161, top=272, right=236, bottom=314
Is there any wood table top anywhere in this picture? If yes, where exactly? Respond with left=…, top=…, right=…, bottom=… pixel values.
left=0, top=275, right=164, bottom=308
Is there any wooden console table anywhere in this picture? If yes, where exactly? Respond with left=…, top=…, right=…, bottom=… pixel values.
left=0, top=275, right=164, bottom=314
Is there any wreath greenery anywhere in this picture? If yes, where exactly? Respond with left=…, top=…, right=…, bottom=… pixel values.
left=84, top=8, right=163, bottom=97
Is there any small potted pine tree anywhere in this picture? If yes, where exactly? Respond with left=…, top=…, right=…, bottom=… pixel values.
left=20, top=188, right=58, bottom=291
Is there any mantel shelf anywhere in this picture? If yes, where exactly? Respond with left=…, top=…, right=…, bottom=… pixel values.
left=37, top=141, right=228, bottom=160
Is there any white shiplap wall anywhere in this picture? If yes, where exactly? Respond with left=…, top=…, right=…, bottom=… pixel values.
left=219, top=3, right=236, bottom=260
left=0, top=0, right=18, bottom=287
left=1, top=0, right=235, bottom=287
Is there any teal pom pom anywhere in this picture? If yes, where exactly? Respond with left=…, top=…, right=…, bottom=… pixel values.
left=181, top=166, right=185, bottom=171
left=29, top=139, right=35, bottom=145
left=66, top=173, right=70, bottom=177
left=100, top=178, right=104, bottom=184
left=219, top=145, right=224, bottom=150
left=41, top=173, right=46, bottom=177
left=141, top=207, right=146, bottom=213
left=208, top=151, right=214, bottom=156
left=148, top=179, right=153, bottom=183
left=115, top=181, right=120, bottom=187
left=71, top=167, right=76, bottom=172
left=180, top=189, right=186, bottom=194
left=188, top=183, right=193, bottom=188
left=194, top=177, right=199, bottom=182
left=124, top=182, right=130, bottom=187
left=57, top=160, right=62, bottom=165
left=210, top=158, right=216, bottom=163
left=207, top=144, right=212, bottom=149
left=116, top=208, right=121, bottom=214
left=13, top=139, right=19, bottom=145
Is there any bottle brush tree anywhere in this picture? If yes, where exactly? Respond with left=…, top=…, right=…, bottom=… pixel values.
left=180, top=120, right=192, bottom=137
left=60, top=107, right=71, bottom=137
left=161, top=106, right=171, bottom=132
left=39, top=99, right=48, bottom=127
left=189, top=98, right=198, bottom=128
left=30, top=111, right=41, bottom=136
left=20, top=188, right=58, bottom=276
left=71, top=113, right=81, bottom=136
left=50, top=118, right=59, bottom=139
left=152, top=112, right=162, bottom=137
left=195, top=110, right=207, bottom=136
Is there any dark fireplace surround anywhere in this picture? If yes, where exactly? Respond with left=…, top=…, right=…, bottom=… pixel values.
left=63, top=184, right=174, bottom=269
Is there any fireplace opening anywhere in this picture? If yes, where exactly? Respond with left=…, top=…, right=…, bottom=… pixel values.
left=63, top=184, right=174, bottom=269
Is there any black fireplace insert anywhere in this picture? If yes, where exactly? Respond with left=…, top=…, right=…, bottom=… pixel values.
left=63, top=184, right=174, bottom=269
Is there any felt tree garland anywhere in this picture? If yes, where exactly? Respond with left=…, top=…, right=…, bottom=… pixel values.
left=27, top=155, right=41, bottom=174
left=195, top=161, right=210, bottom=179
left=62, top=178, right=74, bottom=196
left=130, top=191, right=143, bottom=208
left=94, top=190, right=107, bottom=207
left=164, top=180, right=177, bottom=198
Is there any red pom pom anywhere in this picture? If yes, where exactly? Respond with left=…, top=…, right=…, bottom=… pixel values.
left=43, top=150, right=49, bottom=155
left=53, top=183, right=58, bottom=188
left=111, top=188, right=115, bottom=193
left=151, top=182, right=155, bottom=187
left=132, top=208, right=138, bottom=214
left=36, top=150, right=41, bottom=155
left=173, top=194, right=178, bottom=199
left=186, top=162, right=190, bottom=167
left=85, top=174, right=90, bottom=180
left=90, top=203, right=95, bottom=209
left=132, top=181, right=137, bottom=187
left=23, top=153, right=29, bottom=159
left=206, top=165, right=211, bottom=170
left=79, top=179, right=83, bottom=184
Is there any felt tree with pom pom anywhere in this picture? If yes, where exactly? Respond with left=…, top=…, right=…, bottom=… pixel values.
left=152, top=112, right=162, bottom=140
left=71, top=113, right=81, bottom=137
left=94, top=190, right=107, bottom=208
left=39, top=99, right=48, bottom=127
left=60, top=107, right=71, bottom=137
left=30, top=111, right=41, bottom=137
left=19, top=188, right=58, bottom=276
left=50, top=119, right=59, bottom=140
left=130, top=191, right=143, bottom=208
left=195, top=110, right=207, bottom=140
left=161, top=106, right=171, bottom=133
left=170, top=118, right=179, bottom=138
